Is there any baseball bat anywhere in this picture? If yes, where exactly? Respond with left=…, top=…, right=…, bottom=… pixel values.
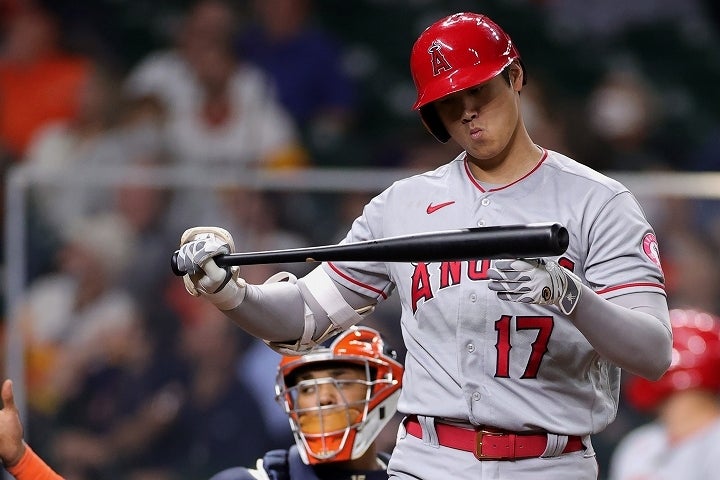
left=171, top=222, right=568, bottom=276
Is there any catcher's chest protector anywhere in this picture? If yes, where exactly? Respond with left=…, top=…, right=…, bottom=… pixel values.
left=263, top=448, right=391, bottom=480
left=262, top=449, right=291, bottom=480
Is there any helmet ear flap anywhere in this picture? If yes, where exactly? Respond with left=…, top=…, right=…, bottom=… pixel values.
left=419, top=105, right=451, bottom=143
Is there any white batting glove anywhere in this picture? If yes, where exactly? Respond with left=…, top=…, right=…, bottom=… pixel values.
left=176, top=227, right=246, bottom=310
left=487, top=258, right=582, bottom=315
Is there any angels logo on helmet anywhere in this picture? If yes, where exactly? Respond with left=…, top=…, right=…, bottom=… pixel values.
left=428, top=41, right=453, bottom=77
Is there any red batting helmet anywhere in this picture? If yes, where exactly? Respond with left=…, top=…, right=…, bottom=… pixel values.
left=626, top=308, right=720, bottom=412
left=410, top=12, right=523, bottom=143
left=275, top=326, right=403, bottom=465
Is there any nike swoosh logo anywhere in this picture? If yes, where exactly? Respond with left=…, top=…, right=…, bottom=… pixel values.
left=426, top=201, right=456, bottom=214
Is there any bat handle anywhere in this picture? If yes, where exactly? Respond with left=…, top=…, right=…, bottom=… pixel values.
left=170, top=251, right=231, bottom=276
left=170, top=251, right=184, bottom=276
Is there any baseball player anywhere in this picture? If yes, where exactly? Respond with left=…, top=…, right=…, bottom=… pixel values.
left=608, top=308, right=720, bottom=480
left=176, top=12, right=672, bottom=479
left=210, top=325, right=403, bottom=480
left=0, top=379, right=63, bottom=480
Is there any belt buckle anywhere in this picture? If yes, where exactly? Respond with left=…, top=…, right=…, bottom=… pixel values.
left=474, top=429, right=510, bottom=460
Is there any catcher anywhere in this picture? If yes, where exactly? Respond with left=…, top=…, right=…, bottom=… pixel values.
left=210, top=325, right=403, bottom=479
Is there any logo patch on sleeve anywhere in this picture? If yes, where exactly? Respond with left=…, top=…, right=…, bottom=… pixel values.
left=642, top=233, right=662, bottom=269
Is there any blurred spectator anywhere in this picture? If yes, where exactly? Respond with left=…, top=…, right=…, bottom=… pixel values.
left=23, top=63, right=122, bottom=242
left=236, top=0, right=358, bottom=162
left=101, top=99, right=179, bottom=321
left=172, top=299, right=272, bottom=479
left=534, top=0, right=710, bottom=44
left=21, top=75, right=170, bottom=283
left=582, top=68, right=670, bottom=171
left=0, top=4, right=94, bottom=273
left=15, top=213, right=139, bottom=421
left=658, top=228, right=720, bottom=314
left=0, top=4, right=92, bottom=163
left=49, top=311, right=187, bottom=480
left=519, top=78, right=572, bottom=155
left=211, top=186, right=313, bottom=283
left=124, top=0, right=307, bottom=170
left=608, top=308, right=720, bottom=479
left=536, top=0, right=710, bottom=43
left=687, top=127, right=720, bottom=171
left=113, top=177, right=177, bottom=309
left=235, top=338, right=293, bottom=451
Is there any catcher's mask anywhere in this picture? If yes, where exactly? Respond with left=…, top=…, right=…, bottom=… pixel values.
left=626, top=308, right=720, bottom=411
left=410, top=12, right=525, bottom=143
left=275, top=326, right=403, bottom=465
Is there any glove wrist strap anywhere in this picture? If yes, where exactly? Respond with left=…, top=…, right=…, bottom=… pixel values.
left=559, top=271, right=582, bottom=315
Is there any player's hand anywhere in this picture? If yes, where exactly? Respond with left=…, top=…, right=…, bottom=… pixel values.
left=0, top=379, right=26, bottom=467
left=487, top=258, right=582, bottom=315
left=176, top=227, right=246, bottom=310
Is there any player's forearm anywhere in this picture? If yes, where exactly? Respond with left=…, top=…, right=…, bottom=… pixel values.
left=222, top=280, right=322, bottom=342
left=5, top=444, right=64, bottom=480
left=570, top=288, right=672, bottom=380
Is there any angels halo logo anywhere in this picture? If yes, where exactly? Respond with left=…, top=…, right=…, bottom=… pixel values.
left=428, top=40, right=452, bottom=76
left=642, top=233, right=662, bottom=270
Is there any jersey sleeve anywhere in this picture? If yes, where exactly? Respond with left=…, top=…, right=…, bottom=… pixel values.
left=323, top=190, right=395, bottom=301
left=5, top=445, right=64, bottom=480
left=584, top=190, right=665, bottom=299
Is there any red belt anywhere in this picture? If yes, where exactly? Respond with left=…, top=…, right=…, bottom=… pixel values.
left=405, top=416, right=584, bottom=460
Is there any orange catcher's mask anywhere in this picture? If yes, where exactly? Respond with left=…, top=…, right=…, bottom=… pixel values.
left=275, top=326, right=403, bottom=465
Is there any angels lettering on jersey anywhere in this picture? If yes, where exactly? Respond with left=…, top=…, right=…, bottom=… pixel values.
left=410, top=257, right=576, bottom=313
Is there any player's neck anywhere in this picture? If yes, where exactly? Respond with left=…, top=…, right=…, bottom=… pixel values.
left=465, top=138, right=543, bottom=185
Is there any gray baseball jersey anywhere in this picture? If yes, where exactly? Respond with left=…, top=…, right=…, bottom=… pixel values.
left=609, top=418, right=720, bottom=480
left=322, top=148, right=665, bottom=435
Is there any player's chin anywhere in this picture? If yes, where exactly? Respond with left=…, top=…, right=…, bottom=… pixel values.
left=465, top=142, right=505, bottom=164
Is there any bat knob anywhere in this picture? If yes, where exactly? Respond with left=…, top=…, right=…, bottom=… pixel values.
left=170, top=251, right=185, bottom=276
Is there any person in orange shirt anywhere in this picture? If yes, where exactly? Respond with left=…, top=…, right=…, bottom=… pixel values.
left=0, top=379, right=63, bottom=480
left=0, top=5, right=91, bottom=161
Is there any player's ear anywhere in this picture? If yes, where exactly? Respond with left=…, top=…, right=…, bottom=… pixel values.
left=509, top=62, right=524, bottom=92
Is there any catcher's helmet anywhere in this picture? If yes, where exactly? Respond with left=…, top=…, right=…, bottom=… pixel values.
left=626, top=308, right=720, bottom=412
left=410, top=12, right=523, bottom=143
left=275, top=326, right=403, bottom=465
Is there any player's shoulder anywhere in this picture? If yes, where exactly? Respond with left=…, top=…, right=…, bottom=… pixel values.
left=382, top=153, right=464, bottom=193
left=542, top=149, right=629, bottom=195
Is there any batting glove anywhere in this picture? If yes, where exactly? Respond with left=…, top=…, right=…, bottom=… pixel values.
left=487, top=258, right=582, bottom=315
left=176, top=227, right=246, bottom=310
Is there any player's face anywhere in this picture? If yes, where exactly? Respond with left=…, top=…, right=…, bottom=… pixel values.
left=293, top=366, right=369, bottom=434
left=434, top=66, right=522, bottom=163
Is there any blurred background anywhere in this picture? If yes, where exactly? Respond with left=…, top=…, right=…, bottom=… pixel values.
left=2, top=0, right=720, bottom=479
